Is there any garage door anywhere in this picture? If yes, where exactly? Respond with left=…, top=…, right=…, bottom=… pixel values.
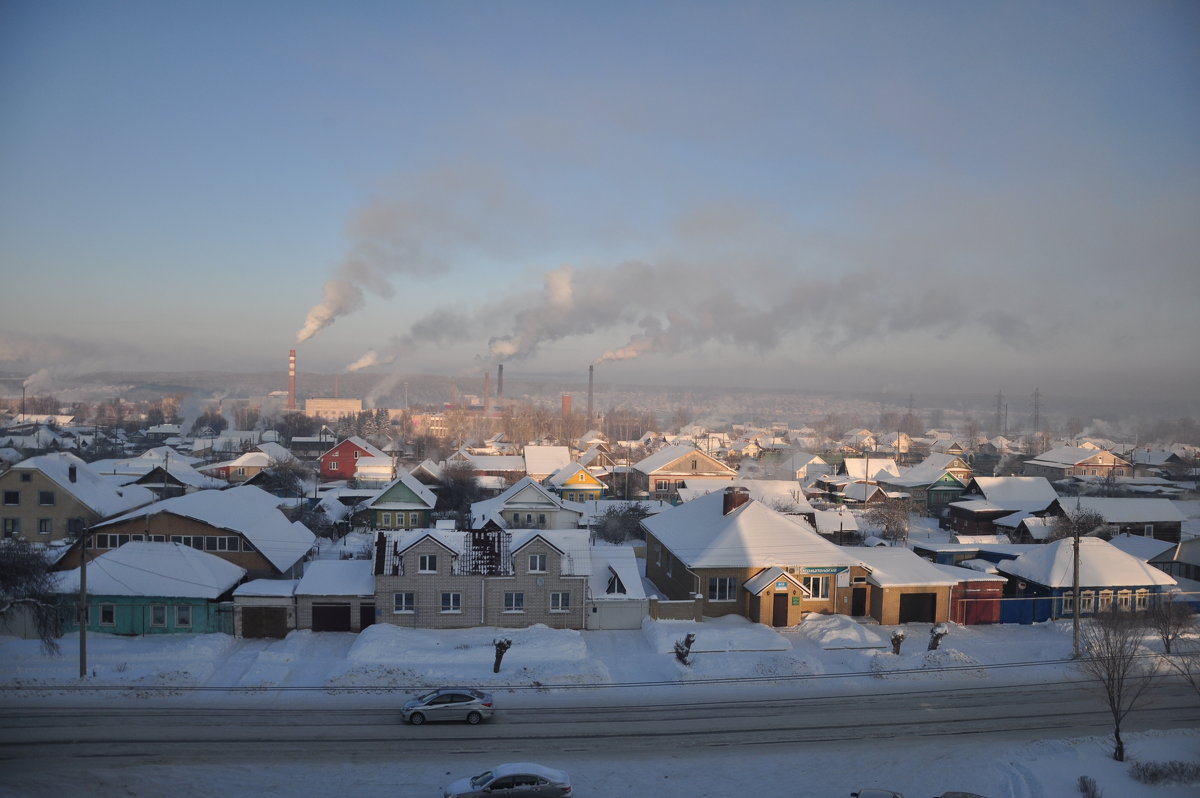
left=241, top=607, right=289, bottom=639
left=899, top=593, right=937, bottom=624
left=311, top=603, right=352, bottom=632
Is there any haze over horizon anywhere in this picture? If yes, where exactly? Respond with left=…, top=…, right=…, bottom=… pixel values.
left=2, top=2, right=1197, bottom=408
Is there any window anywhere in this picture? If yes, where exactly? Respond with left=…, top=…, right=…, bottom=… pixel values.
left=20, top=473, right=31, bottom=482
left=1061, top=593, right=1075, bottom=615
left=37, top=519, right=52, bottom=535
left=393, top=592, right=415, bottom=613
left=512, top=512, right=522, bottom=525
left=329, top=461, right=339, bottom=471
left=3, top=491, right=18, bottom=506
left=1098, top=590, right=1114, bottom=612
left=204, top=537, right=238, bottom=552
left=175, top=605, right=192, bottom=627
left=1080, top=590, right=1095, bottom=613
left=708, top=577, right=737, bottom=602
left=550, top=592, right=570, bottom=612
left=1135, top=590, right=1149, bottom=611
left=151, top=605, right=167, bottom=627
left=537, top=513, right=546, bottom=527
left=2, top=518, right=18, bottom=537
left=1117, top=590, right=1132, bottom=612
left=353, top=450, right=360, bottom=459
left=38, top=491, right=54, bottom=506
left=504, top=592, right=525, bottom=613
left=380, top=512, right=392, bottom=528
left=528, top=553, right=547, bottom=573
left=803, top=575, right=830, bottom=600
left=419, top=554, right=437, bottom=573
left=99, top=604, right=115, bottom=626
left=440, top=592, right=461, bottom=613
left=408, top=512, right=421, bottom=528
left=1144, top=524, right=1154, bottom=536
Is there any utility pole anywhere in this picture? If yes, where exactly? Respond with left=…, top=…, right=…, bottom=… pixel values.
left=78, top=531, right=88, bottom=678
left=1072, top=518, right=1082, bottom=659
left=1032, top=387, right=1042, bottom=454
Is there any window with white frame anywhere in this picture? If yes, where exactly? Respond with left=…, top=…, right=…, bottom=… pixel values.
left=381, top=512, right=392, bottom=528
left=1098, top=590, right=1114, bottom=612
left=440, top=592, right=461, bottom=613
left=99, top=604, right=115, bottom=626
left=329, top=461, right=339, bottom=471
left=151, top=605, right=167, bottom=627
left=1135, top=589, right=1149, bottom=611
left=528, top=553, right=547, bottom=572
left=1061, top=592, right=1075, bottom=615
left=419, top=554, right=437, bottom=573
left=802, top=575, right=830, bottom=600
left=550, top=592, right=570, bottom=612
left=1117, top=590, right=1132, bottom=611
left=175, top=605, right=192, bottom=627
left=393, top=592, right=415, bottom=613
left=504, top=592, right=524, bottom=612
left=1080, top=590, right=1095, bottom=613
left=1144, top=524, right=1154, bottom=536
left=708, top=577, right=737, bottom=602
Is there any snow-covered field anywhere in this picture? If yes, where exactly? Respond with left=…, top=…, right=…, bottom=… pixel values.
left=2, top=614, right=1198, bottom=798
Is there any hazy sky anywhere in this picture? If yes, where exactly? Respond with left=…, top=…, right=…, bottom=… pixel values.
left=1, top=1, right=1197, bottom=405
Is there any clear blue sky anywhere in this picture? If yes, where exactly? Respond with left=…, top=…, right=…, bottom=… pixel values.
left=2, top=1, right=1197, bottom=404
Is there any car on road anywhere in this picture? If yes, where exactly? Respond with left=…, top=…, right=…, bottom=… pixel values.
left=443, top=762, right=572, bottom=798
left=401, top=687, right=494, bottom=725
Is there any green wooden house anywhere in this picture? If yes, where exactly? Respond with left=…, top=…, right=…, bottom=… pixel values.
left=366, top=472, right=438, bottom=530
left=56, top=541, right=245, bottom=635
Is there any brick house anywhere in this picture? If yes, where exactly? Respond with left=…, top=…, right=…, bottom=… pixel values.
left=317, top=436, right=388, bottom=482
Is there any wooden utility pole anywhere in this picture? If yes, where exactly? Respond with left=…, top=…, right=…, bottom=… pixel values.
left=78, top=531, right=88, bottom=678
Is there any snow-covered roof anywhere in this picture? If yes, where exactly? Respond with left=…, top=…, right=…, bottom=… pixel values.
left=469, top=477, right=582, bottom=528
left=967, top=477, right=1058, bottom=508
left=295, top=559, right=375, bottom=597
left=523, top=445, right=572, bottom=476
left=997, top=537, right=1176, bottom=588
left=812, top=509, right=858, bottom=535
left=930, top=563, right=1008, bottom=583
left=642, top=491, right=855, bottom=569
left=1106, top=533, right=1177, bottom=562
left=1025, top=445, right=1124, bottom=467
left=840, top=457, right=901, bottom=481
left=14, top=452, right=156, bottom=518
left=850, top=546, right=960, bottom=588
left=1059, top=497, right=1185, bottom=524
left=633, top=444, right=733, bottom=475
left=95, top=486, right=315, bottom=574
left=233, top=578, right=298, bottom=598
left=587, top=543, right=646, bottom=599
left=56, top=541, right=246, bottom=598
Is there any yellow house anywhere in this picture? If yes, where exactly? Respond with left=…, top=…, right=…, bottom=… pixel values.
left=544, top=463, right=605, bottom=503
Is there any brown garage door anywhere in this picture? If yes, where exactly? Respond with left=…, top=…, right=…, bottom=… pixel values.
left=311, top=603, right=352, bottom=632
left=242, top=607, right=289, bottom=639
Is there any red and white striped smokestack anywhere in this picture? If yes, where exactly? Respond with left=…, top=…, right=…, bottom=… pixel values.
left=288, top=350, right=296, bottom=411
left=561, top=393, right=572, bottom=419
left=587, top=364, right=594, bottom=422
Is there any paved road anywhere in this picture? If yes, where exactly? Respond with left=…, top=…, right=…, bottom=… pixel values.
left=3, top=677, right=1197, bottom=765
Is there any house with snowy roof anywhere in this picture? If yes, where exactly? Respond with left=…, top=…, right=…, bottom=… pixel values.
left=89, top=446, right=225, bottom=498
left=631, top=444, right=736, bottom=504
left=878, top=453, right=971, bottom=512
left=470, top=477, right=584, bottom=530
left=523, top=445, right=572, bottom=481
left=56, top=541, right=246, bottom=635
left=0, top=452, right=155, bottom=544
left=941, top=476, right=1058, bottom=535
left=295, top=559, right=377, bottom=632
left=848, top=546, right=959, bottom=625
left=372, top=523, right=591, bottom=629
left=59, top=485, right=315, bottom=579
left=641, top=487, right=864, bottom=627
left=544, top=462, right=606, bottom=503
left=316, top=436, right=388, bottom=482
left=1052, top=496, right=1185, bottom=543
left=1023, top=446, right=1131, bottom=482
left=364, top=471, right=438, bottom=531
left=996, top=537, right=1176, bottom=624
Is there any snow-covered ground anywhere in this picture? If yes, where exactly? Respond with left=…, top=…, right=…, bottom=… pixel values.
left=2, top=613, right=1198, bottom=798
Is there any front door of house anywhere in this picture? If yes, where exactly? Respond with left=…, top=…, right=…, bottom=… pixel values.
left=851, top=587, right=867, bottom=616
left=772, top=593, right=790, bottom=627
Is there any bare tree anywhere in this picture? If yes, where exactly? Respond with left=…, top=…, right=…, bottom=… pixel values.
left=1049, top=508, right=1107, bottom=542
left=1148, top=596, right=1195, bottom=655
left=0, top=540, right=62, bottom=653
left=864, top=499, right=911, bottom=543
left=592, top=502, right=650, bottom=544
left=1078, top=609, right=1158, bottom=761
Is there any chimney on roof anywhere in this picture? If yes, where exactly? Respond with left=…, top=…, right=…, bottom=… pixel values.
left=68, top=464, right=77, bottom=483
left=288, top=349, right=297, bottom=411
left=722, top=486, right=750, bottom=515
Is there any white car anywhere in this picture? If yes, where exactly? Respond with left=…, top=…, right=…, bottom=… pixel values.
left=444, top=762, right=572, bottom=798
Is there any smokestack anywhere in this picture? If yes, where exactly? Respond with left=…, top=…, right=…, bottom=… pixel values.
left=722, top=486, right=750, bottom=515
left=288, top=350, right=297, bottom=411
left=587, top=364, right=594, bottom=423
left=483, top=371, right=491, bottom=416
left=496, top=364, right=504, bottom=399
left=561, top=393, right=572, bottom=419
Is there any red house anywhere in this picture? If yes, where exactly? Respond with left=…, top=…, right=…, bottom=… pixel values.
left=317, top=436, right=388, bottom=481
